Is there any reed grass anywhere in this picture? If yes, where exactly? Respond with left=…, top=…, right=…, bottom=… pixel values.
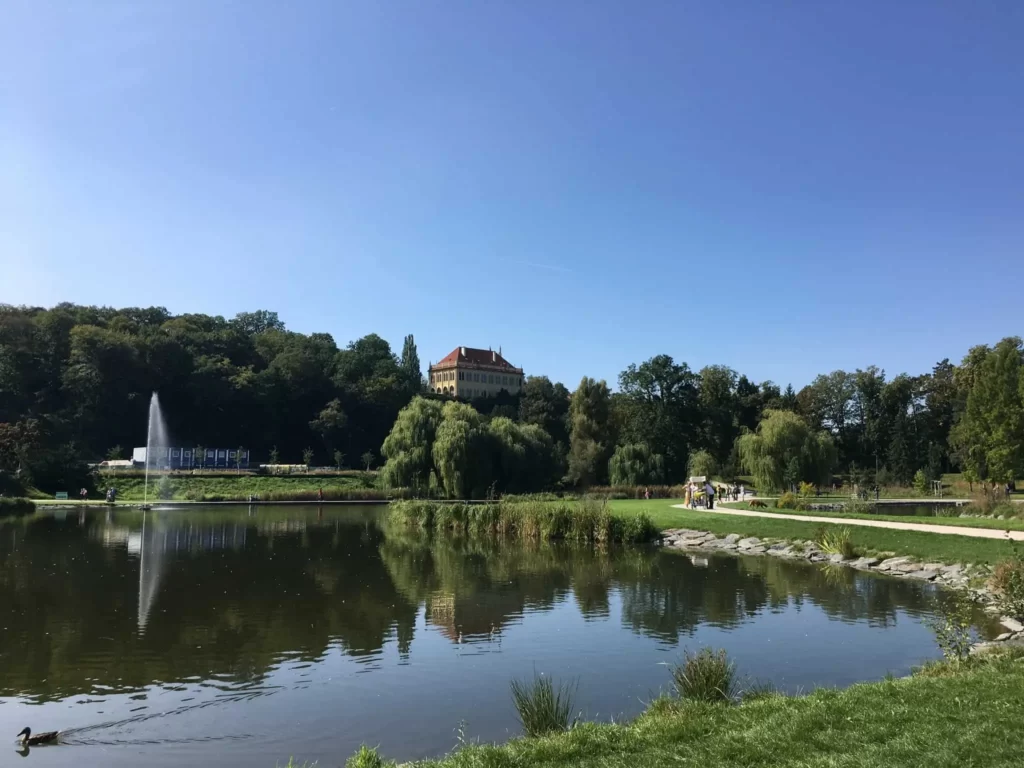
left=387, top=499, right=660, bottom=543
left=509, top=676, right=579, bottom=737
left=815, top=525, right=857, bottom=559
left=671, top=648, right=737, bottom=703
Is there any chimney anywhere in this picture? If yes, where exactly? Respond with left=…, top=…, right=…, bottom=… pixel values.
left=460, top=346, right=466, bottom=357
left=492, top=350, right=497, bottom=362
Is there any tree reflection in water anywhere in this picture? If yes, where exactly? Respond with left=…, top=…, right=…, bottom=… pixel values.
left=0, top=505, right=996, bottom=706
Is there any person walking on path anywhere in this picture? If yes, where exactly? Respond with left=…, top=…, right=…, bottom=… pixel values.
left=705, top=481, right=715, bottom=510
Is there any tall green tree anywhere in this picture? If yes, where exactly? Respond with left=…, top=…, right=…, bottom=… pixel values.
left=399, top=334, right=422, bottom=393
left=608, top=443, right=665, bottom=486
left=566, top=377, right=613, bottom=487
left=736, top=409, right=837, bottom=492
left=380, top=397, right=445, bottom=491
left=617, top=355, right=698, bottom=482
left=950, top=337, right=1024, bottom=483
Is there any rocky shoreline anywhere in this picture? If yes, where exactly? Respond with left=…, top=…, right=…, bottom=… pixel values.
left=659, top=527, right=1024, bottom=649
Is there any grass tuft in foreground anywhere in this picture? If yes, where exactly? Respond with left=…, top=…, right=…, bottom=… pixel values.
left=671, top=648, right=737, bottom=703
left=510, top=675, right=579, bottom=737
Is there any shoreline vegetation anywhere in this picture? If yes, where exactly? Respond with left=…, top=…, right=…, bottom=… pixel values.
left=332, top=647, right=1024, bottom=768
left=387, top=499, right=660, bottom=544
left=0, top=497, right=35, bottom=518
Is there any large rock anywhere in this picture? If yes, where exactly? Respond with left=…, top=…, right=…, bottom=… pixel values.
left=737, top=537, right=761, bottom=549
left=851, top=556, right=880, bottom=569
left=892, top=561, right=923, bottom=574
left=1001, top=617, right=1024, bottom=633
left=906, top=570, right=939, bottom=581
left=876, top=557, right=912, bottom=571
left=767, top=547, right=794, bottom=557
left=746, top=546, right=767, bottom=554
left=828, top=553, right=845, bottom=563
left=724, top=533, right=742, bottom=543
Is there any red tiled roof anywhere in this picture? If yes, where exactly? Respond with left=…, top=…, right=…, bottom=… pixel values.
left=435, top=346, right=520, bottom=370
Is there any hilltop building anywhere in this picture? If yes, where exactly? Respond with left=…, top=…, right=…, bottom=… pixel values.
left=428, top=346, right=523, bottom=399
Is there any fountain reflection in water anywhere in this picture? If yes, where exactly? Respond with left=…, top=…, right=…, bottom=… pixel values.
left=143, top=392, right=169, bottom=508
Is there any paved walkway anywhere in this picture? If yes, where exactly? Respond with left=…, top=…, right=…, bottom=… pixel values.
left=670, top=504, right=1024, bottom=541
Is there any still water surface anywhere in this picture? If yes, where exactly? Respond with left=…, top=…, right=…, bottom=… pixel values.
left=0, top=505, right=997, bottom=766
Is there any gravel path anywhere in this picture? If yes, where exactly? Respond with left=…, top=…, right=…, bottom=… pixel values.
left=670, top=504, right=1024, bottom=541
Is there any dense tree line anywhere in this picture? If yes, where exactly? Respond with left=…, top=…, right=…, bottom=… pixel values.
left=0, top=304, right=422, bottom=491
left=1, top=303, right=1021, bottom=494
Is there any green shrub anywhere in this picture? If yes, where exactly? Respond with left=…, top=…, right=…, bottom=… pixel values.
left=926, top=590, right=977, bottom=665
left=621, top=512, right=658, bottom=544
left=671, top=648, right=736, bottom=703
left=157, top=475, right=174, bottom=500
left=798, top=481, right=816, bottom=498
left=816, top=526, right=857, bottom=559
left=992, top=552, right=1024, bottom=622
left=776, top=491, right=800, bottom=509
left=913, top=470, right=928, bottom=495
left=509, top=676, right=578, bottom=737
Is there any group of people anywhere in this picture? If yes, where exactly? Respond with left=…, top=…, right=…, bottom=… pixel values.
left=683, top=482, right=745, bottom=509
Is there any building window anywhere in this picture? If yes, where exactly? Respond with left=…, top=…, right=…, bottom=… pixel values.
left=459, top=371, right=464, bottom=381
left=488, top=374, right=494, bottom=384
left=474, top=372, right=480, bottom=382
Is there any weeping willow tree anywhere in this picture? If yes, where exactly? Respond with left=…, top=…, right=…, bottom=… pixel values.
left=736, top=409, right=836, bottom=492
left=608, top=443, right=665, bottom=486
left=686, top=449, right=718, bottom=479
left=380, top=396, right=445, bottom=491
left=432, top=402, right=493, bottom=499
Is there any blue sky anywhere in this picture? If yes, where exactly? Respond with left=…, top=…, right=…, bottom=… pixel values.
left=2, top=1, right=1022, bottom=390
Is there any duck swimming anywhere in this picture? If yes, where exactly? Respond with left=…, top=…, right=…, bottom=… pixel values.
left=16, top=727, right=59, bottom=746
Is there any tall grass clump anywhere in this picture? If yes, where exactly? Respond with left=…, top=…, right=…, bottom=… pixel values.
left=344, top=745, right=390, bottom=768
left=671, top=648, right=737, bottom=703
left=0, top=497, right=35, bottom=518
left=387, top=499, right=660, bottom=544
left=992, top=547, right=1024, bottom=622
left=816, top=525, right=857, bottom=559
left=509, top=675, right=578, bottom=737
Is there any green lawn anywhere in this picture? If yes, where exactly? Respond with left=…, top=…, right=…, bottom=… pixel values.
left=719, top=501, right=1024, bottom=532
left=607, top=499, right=1016, bottom=565
left=343, top=650, right=1024, bottom=768
left=88, top=472, right=379, bottom=501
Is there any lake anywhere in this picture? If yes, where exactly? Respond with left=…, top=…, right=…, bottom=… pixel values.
left=0, top=505, right=998, bottom=766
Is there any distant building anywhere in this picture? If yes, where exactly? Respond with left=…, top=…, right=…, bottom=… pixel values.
left=428, top=346, right=524, bottom=399
left=131, top=447, right=251, bottom=470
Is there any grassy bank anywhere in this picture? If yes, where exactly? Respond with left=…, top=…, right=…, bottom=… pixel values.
left=388, top=500, right=660, bottom=544
left=606, top=500, right=1016, bottom=565
left=342, top=649, right=1024, bottom=767
left=93, top=473, right=393, bottom=501
left=0, top=497, right=35, bottom=518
